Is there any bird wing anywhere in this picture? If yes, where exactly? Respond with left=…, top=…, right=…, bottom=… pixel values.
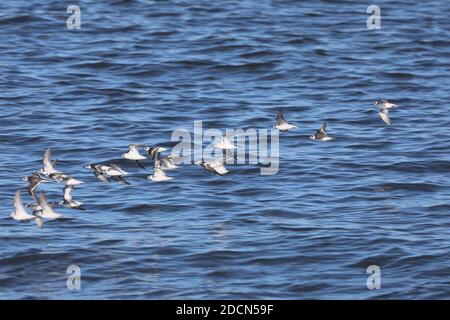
left=110, top=164, right=126, bottom=174
left=385, top=102, right=398, bottom=109
left=314, top=127, right=326, bottom=140
left=66, top=177, right=83, bottom=185
left=43, top=147, right=55, bottom=172
left=36, top=172, right=47, bottom=179
left=149, top=147, right=159, bottom=160
left=27, top=178, right=40, bottom=195
left=166, top=155, right=176, bottom=164
left=160, top=157, right=170, bottom=167
left=149, top=146, right=166, bottom=161
left=161, top=156, right=177, bottom=167
left=94, top=171, right=110, bottom=183
left=208, top=160, right=228, bottom=175
left=129, top=144, right=141, bottom=152
left=135, top=160, right=146, bottom=169
left=209, top=159, right=225, bottom=168
left=114, top=176, right=130, bottom=185
left=154, top=167, right=167, bottom=178
left=205, top=161, right=227, bottom=175
left=39, top=192, right=57, bottom=215
left=276, top=110, right=288, bottom=125
left=98, top=165, right=110, bottom=173
left=321, top=122, right=327, bottom=134
left=379, top=109, right=391, bottom=125
left=14, top=190, right=29, bottom=215
left=63, top=185, right=73, bottom=202
left=214, top=165, right=228, bottom=175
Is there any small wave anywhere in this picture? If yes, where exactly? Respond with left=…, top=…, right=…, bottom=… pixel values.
left=211, top=61, right=278, bottom=72
left=0, top=14, right=47, bottom=25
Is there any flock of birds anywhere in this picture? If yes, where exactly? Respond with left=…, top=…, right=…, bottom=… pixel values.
left=10, top=100, right=399, bottom=228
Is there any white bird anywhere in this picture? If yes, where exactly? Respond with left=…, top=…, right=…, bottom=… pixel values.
left=214, top=136, right=236, bottom=150
left=274, top=110, right=296, bottom=131
left=40, top=147, right=58, bottom=175
left=36, top=192, right=62, bottom=219
left=196, top=159, right=229, bottom=176
left=39, top=148, right=66, bottom=181
left=310, top=122, right=336, bottom=141
left=11, top=190, right=36, bottom=221
left=122, top=144, right=146, bottom=169
left=11, top=190, right=44, bottom=228
left=60, top=185, right=85, bottom=209
left=374, top=100, right=398, bottom=126
left=148, top=166, right=173, bottom=182
left=85, top=164, right=111, bottom=183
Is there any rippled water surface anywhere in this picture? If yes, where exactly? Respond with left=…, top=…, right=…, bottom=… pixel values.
left=0, top=0, right=449, bottom=299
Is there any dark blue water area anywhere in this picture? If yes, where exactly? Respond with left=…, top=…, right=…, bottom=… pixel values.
left=0, top=0, right=449, bottom=299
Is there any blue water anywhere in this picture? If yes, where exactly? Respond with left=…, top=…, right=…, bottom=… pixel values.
left=0, top=0, right=449, bottom=299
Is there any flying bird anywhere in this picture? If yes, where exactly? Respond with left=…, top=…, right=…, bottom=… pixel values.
left=310, top=122, right=336, bottom=141
left=86, top=164, right=130, bottom=184
left=85, top=164, right=111, bottom=183
left=11, top=190, right=44, bottom=228
left=122, top=144, right=146, bottom=169
left=36, top=192, right=62, bottom=219
left=23, top=172, right=50, bottom=199
left=274, top=110, right=297, bottom=131
left=39, top=148, right=66, bottom=181
left=196, top=159, right=229, bottom=176
left=374, top=100, right=398, bottom=126
left=148, top=165, right=173, bottom=182
left=11, top=190, right=36, bottom=221
left=61, top=185, right=85, bottom=210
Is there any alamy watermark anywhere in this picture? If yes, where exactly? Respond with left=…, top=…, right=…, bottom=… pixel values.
left=67, top=264, right=81, bottom=290
left=366, top=265, right=381, bottom=290
left=67, top=5, right=81, bottom=30
left=367, top=5, right=381, bottom=30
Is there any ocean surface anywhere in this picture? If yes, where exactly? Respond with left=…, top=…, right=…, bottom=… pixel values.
left=0, top=0, right=449, bottom=299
